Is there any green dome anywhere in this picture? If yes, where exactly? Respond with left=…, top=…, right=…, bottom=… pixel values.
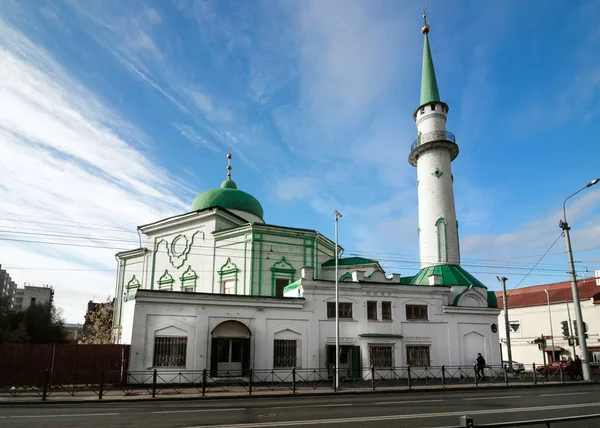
left=191, top=179, right=264, bottom=219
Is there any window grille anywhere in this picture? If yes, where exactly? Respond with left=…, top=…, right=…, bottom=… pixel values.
left=370, top=346, right=393, bottom=368
left=274, top=340, right=297, bottom=367
left=153, top=336, right=187, bottom=367
left=367, top=301, right=377, bottom=320
left=327, top=302, right=352, bottom=319
left=406, top=304, right=428, bottom=320
left=407, top=345, right=430, bottom=367
left=382, top=301, right=392, bottom=320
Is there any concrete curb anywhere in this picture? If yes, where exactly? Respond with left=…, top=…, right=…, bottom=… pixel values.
left=1, top=381, right=596, bottom=406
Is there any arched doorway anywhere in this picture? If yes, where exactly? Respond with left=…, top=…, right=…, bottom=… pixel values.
left=210, top=321, right=251, bottom=377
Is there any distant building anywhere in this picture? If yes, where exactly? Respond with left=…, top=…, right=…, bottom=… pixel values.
left=496, top=273, right=600, bottom=366
left=12, top=285, right=54, bottom=311
left=64, top=323, right=84, bottom=344
left=0, top=265, right=17, bottom=307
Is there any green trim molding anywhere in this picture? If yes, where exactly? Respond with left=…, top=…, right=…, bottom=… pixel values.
left=339, top=272, right=353, bottom=282
left=270, top=256, right=296, bottom=296
left=218, top=257, right=239, bottom=294
left=125, top=275, right=140, bottom=302
left=180, top=265, right=198, bottom=292
left=322, top=257, right=378, bottom=267
left=435, top=217, right=448, bottom=263
left=158, top=270, right=175, bottom=291
left=358, top=333, right=404, bottom=338
left=283, top=278, right=302, bottom=294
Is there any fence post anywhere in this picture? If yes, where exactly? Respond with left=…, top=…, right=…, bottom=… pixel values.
left=442, top=365, right=446, bottom=386
left=152, top=369, right=157, bottom=398
left=474, top=365, right=478, bottom=386
left=407, top=365, right=412, bottom=390
left=292, top=367, right=296, bottom=394
left=532, top=363, right=537, bottom=385
left=42, top=369, right=50, bottom=401
left=559, top=364, right=564, bottom=383
left=248, top=368, right=253, bottom=395
left=371, top=365, right=375, bottom=391
left=99, top=370, right=104, bottom=400
left=202, top=369, right=207, bottom=397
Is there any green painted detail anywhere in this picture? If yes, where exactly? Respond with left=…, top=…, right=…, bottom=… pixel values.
left=487, top=291, right=499, bottom=308
left=436, top=218, right=448, bottom=263
left=322, top=257, right=378, bottom=267
left=416, top=179, right=420, bottom=187
left=191, top=179, right=264, bottom=219
left=409, top=265, right=487, bottom=288
left=339, top=272, right=353, bottom=282
left=420, top=34, right=441, bottom=106
left=283, top=278, right=302, bottom=294
left=180, top=265, right=198, bottom=292
left=218, top=257, right=239, bottom=294
left=451, top=174, right=454, bottom=182
left=258, top=233, right=263, bottom=295
left=250, top=233, right=255, bottom=296
left=243, top=235, right=248, bottom=295
left=124, top=275, right=140, bottom=302
left=399, top=276, right=414, bottom=285
left=158, top=270, right=175, bottom=291
left=432, top=168, right=444, bottom=179
left=156, top=231, right=202, bottom=270
left=358, top=333, right=404, bottom=338
left=417, top=226, right=421, bottom=234
left=271, top=256, right=296, bottom=296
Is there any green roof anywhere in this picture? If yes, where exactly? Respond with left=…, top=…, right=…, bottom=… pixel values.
left=420, top=34, right=441, bottom=106
left=191, top=179, right=264, bottom=219
left=399, top=276, right=414, bottom=285
left=410, top=265, right=487, bottom=288
left=322, top=257, right=379, bottom=267
left=487, top=291, right=499, bottom=309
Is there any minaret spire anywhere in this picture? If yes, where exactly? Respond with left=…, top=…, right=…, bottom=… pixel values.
left=420, top=5, right=441, bottom=106
left=226, top=146, right=232, bottom=179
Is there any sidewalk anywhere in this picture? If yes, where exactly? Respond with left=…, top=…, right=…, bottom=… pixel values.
left=0, top=379, right=594, bottom=405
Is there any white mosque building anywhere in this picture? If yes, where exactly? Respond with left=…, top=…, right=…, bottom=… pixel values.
left=112, top=15, right=501, bottom=378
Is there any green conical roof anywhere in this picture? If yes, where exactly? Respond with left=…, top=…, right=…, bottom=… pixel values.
left=420, top=34, right=441, bottom=106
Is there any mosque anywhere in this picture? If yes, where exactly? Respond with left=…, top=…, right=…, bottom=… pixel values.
left=112, top=14, right=501, bottom=378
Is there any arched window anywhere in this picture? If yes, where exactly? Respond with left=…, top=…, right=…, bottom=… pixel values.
left=436, top=218, right=448, bottom=263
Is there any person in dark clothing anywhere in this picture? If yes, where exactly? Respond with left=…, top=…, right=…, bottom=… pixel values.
left=476, top=353, right=486, bottom=381
left=572, top=355, right=583, bottom=380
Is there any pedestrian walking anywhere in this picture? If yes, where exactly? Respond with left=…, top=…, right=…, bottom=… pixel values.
left=476, top=353, right=486, bottom=381
left=573, top=355, right=583, bottom=380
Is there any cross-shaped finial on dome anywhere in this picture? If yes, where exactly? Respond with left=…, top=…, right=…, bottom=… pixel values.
left=422, top=4, right=430, bottom=35
left=226, top=146, right=232, bottom=179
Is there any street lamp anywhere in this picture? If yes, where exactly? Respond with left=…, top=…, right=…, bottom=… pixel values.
left=497, top=276, right=512, bottom=372
left=559, top=178, right=599, bottom=381
left=543, top=289, right=556, bottom=362
left=334, top=210, right=343, bottom=390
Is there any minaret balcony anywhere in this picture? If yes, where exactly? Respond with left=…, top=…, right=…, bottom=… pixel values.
left=409, top=130, right=459, bottom=167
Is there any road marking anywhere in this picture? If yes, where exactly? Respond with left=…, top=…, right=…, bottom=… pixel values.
left=10, top=413, right=120, bottom=419
left=375, top=399, right=443, bottom=405
left=186, top=402, right=600, bottom=428
left=541, top=392, right=590, bottom=397
left=464, top=395, right=522, bottom=401
left=152, top=408, right=245, bottom=414
left=272, top=404, right=353, bottom=410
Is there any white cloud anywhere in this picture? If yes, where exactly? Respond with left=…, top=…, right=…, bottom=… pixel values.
left=0, top=17, right=188, bottom=322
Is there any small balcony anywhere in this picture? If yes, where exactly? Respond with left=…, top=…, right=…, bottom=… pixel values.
left=409, top=130, right=459, bottom=167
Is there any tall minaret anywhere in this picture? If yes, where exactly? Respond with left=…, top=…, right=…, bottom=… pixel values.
left=409, top=9, right=460, bottom=268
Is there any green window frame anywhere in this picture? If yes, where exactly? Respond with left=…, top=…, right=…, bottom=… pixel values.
left=270, top=257, right=295, bottom=297
left=124, top=275, right=140, bottom=302
left=218, top=258, right=239, bottom=294
left=180, top=265, right=198, bottom=292
left=158, top=270, right=174, bottom=291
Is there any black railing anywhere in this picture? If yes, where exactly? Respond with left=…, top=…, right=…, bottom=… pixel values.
left=0, top=363, right=593, bottom=401
left=411, top=130, right=456, bottom=152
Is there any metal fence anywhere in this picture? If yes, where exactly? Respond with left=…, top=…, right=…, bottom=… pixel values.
left=0, top=363, right=593, bottom=401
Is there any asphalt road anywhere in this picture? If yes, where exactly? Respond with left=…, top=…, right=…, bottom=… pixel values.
left=1, top=384, right=599, bottom=428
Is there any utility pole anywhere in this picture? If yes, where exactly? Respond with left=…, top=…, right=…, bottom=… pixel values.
left=544, top=289, right=556, bottom=363
left=498, top=276, right=512, bottom=372
left=334, top=210, right=342, bottom=390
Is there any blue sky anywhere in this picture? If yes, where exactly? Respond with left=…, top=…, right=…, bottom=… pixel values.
left=1, top=0, right=599, bottom=323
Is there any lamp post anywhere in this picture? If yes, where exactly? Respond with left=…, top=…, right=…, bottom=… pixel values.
left=544, top=289, right=556, bottom=362
left=334, top=210, right=343, bottom=390
left=497, top=276, right=512, bottom=372
left=559, top=178, right=599, bottom=381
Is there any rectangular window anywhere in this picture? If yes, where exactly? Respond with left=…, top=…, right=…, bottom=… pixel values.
left=327, top=302, right=353, bottom=319
left=508, top=320, right=521, bottom=333
left=382, top=301, right=392, bottom=320
left=153, top=337, right=187, bottom=367
left=275, top=278, right=290, bottom=297
left=406, top=304, right=428, bottom=320
left=367, top=301, right=378, bottom=320
left=273, top=340, right=297, bottom=368
left=30, top=297, right=36, bottom=305
left=406, top=345, right=430, bottom=367
left=223, top=280, right=234, bottom=294
left=370, top=346, right=393, bottom=368
left=183, top=285, right=194, bottom=292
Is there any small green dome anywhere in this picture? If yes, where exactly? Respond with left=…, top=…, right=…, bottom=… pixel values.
left=191, top=179, right=264, bottom=219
